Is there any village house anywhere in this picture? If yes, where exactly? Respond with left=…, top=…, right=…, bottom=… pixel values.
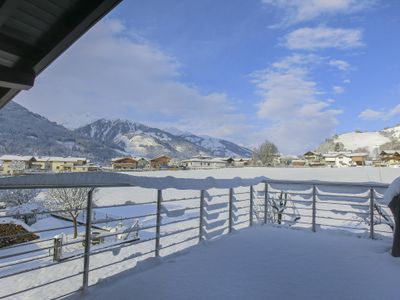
left=232, top=157, right=251, bottom=167
left=348, top=153, right=369, bottom=166
left=323, top=152, right=368, bottom=168
left=150, top=155, right=171, bottom=169
left=46, top=157, right=89, bottom=172
left=291, top=159, right=306, bottom=167
left=111, top=157, right=138, bottom=170
left=181, top=155, right=228, bottom=169
left=0, top=155, right=36, bottom=175
left=380, top=150, right=400, bottom=166
left=303, top=151, right=324, bottom=167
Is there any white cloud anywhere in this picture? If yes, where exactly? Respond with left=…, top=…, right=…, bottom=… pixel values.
left=359, top=104, right=400, bottom=120
left=15, top=19, right=248, bottom=141
left=329, top=59, right=350, bottom=71
left=285, top=27, right=364, bottom=50
left=263, top=0, right=373, bottom=25
left=251, top=55, right=341, bottom=153
left=333, top=86, right=345, bottom=94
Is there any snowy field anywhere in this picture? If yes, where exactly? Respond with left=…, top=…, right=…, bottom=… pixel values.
left=70, top=226, right=400, bottom=300
left=0, top=167, right=399, bottom=299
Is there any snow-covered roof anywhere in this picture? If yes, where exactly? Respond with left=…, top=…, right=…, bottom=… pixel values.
left=111, top=157, right=138, bottom=163
left=322, top=152, right=368, bottom=158
left=34, top=157, right=50, bottom=162
left=348, top=152, right=369, bottom=157
left=381, top=150, right=400, bottom=155
left=182, top=158, right=227, bottom=164
left=150, top=155, right=171, bottom=161
left=46, top=157, right=87, bottom=162
left=0, top=155, right=35, bottom=162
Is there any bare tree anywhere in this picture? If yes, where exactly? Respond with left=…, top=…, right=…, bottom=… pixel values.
left=0, top=189, right=39, bottom=207
left=45, top=188, right=93, bottom=238
left=252, top=141, right=279, bottom=166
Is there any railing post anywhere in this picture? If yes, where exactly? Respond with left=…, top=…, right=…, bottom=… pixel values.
left=229, top=188, right=233, bottom=233
left=312, top=185, right=317, bottom=232
left=155, top=189, right=162, bottom=256
left=82, top=188, right=94, bottom=291
left=370, top=187, right=374, bottom=239
left=53, top=236, right=63, bottom=262
left=264, top=182, right=268, bottom=224
left=249, top=186, right=253, bottom=226
left=199, top=190, right=205, bottom=242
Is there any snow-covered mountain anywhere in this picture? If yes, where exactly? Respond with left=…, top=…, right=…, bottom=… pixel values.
left=176, top=132, right=252, bottom=158
left=0, top=102, right=120, bottom=162
left=316, top=124, right=400, bottom=155
left=75, top=119, right=252, bottom=159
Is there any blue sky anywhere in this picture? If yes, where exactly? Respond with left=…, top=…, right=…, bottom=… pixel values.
left=15, top=0, right=400, bottom=154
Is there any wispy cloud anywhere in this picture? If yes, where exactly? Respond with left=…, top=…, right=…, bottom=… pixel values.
left=333, top=86, right=345, bottom=94
left=15, top=19, right=249, bottom=142
left=285, top=27, right=364, bottom=50
left=359, top=104, right=400, bottom=120
left=263, top=0, right=374, bottom=25
left=329, top=59, right=350, bottom=71
left=251, top=54, right=342, bottom=153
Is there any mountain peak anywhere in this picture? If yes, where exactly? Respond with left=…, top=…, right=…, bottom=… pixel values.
left=76, top=118, right=252, bottom=159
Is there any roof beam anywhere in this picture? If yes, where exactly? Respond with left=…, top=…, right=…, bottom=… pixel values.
left=0, top=32, right=41, bottom=59
left=0, top=65, right=34, bottom=90
left=0, top=0, right=21, bottom=27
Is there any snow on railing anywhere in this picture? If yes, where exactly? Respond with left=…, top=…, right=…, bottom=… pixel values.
left=0, top=173, right=392, bottom=299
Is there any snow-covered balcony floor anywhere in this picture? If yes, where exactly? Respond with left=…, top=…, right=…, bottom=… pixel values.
left=71, top=226, right=400, bottom=300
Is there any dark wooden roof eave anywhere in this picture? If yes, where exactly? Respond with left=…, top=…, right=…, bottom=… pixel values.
left=0, top=0, right=122, bottom=108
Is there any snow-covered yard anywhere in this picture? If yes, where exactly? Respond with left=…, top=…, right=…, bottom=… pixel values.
left=70, top=225, right=400, bottom=300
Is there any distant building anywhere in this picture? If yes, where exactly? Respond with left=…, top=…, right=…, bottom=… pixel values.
left=47, top=157, right=88, bottom=172
left=111, top=157, right=138, bottom=170
left=323, top=152, right=368, bottom=167
left=137, top=157, right=150, bottom=169
left=0, top=155, right=36, bottom=175
left=181, top=155, right=228, bottom=169
left=292, top=159, right=306, bottom=167
left=380, top=150, right=400, bottom=166
left=348, top=153, right=368, bottom=166
left=232, top=157, right=251, bottom=167
left=303, top=151, right=324, bottom=167
left=150, top=155, right=171, bottom=169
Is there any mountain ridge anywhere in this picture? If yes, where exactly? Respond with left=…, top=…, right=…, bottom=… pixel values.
left=0, top=102, right=252, bottom=162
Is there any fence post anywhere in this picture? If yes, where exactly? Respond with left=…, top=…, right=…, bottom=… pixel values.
left=199, top=190, right=205, bottom=242
left=82, top=188, right=94, bottom=291
left=264, top=182, right=268, bottom=224
left=249, top=186, right=254, bottom=226
left=155, top=189, right=162, bottom=256
left=53, top=236, right=63, bottom=262
left=229, top=188, right=233, bottom=233
left=312, top=185, right=317, bottom=232
left=369, top=187, right=374, bottom=239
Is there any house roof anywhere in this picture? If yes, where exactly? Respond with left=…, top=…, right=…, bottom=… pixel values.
left=46, top=156, right=86, bottom=162
left=0, top=0, right=122, bottom=108
left=111, top=157, right=138, bottom=163
left=380, top=150, right=400, bottom=155
left=150, top=155, right=171, bottom=161
left=0, top=155, right=35, bottom=161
